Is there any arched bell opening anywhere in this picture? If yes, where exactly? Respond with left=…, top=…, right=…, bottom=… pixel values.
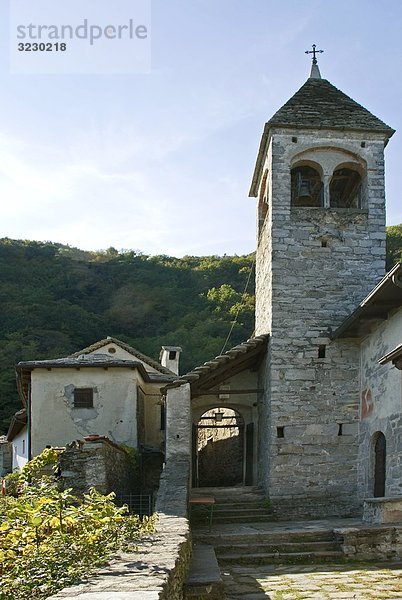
left=329, top=166, right=363, bottom=208
left=192, top=407, right=248, bottom=488
left=372, top=431, right=386, bottom=498
left=291, top=165, right=323, bottom=207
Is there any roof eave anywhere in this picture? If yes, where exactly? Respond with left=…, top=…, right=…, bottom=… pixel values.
left=7, top=409, right=28, bottom=442
left=379, top=343, right=402, bottom=366
left=16, top=361, right=175, bottom=385
left=332, top=262, right=402, bottom=339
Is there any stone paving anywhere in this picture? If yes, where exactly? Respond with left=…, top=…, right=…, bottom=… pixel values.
left=221, top=561, right=402, bottom=599
left=192, top=518, right=402, bottom=599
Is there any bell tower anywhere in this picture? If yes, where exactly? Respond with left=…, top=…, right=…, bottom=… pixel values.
left=250, top=50, right=395, bottom=517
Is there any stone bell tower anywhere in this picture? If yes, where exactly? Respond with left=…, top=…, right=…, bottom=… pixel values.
left=250, top=50, right=394, bottom=517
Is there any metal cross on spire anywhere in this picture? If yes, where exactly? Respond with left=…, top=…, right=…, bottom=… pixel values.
left=305, top=44, right=324, bottom=65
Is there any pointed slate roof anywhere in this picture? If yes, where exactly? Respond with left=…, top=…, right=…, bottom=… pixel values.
left=250, top=74, right=395, bottom=197
left=267, top=77, right=395, bottom=133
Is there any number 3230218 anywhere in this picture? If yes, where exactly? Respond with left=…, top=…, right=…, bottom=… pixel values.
left=18, top=43, right=67, bottom=52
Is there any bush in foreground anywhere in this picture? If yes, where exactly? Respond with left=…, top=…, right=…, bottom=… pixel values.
left=0, top=450, right=156, bottom=599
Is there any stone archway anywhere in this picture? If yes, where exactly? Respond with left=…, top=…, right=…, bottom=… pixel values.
left=193, top=408, right=245, bottom=487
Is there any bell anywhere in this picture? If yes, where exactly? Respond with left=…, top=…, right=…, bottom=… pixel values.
left=297, top=178, right=312, bottom=201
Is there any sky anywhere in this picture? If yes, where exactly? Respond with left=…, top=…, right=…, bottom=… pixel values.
left=0, top=0, right=401, bottom=257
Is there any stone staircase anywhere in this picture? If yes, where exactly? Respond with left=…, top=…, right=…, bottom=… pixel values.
left=212, top=529, right=343, bottom=565
left=191, top=488, right=344, bottom=566
left=191, top=486, right=274, bottom=524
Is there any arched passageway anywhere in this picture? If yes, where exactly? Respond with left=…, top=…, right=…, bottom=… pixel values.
left=192, top=407, right=253, bottom=487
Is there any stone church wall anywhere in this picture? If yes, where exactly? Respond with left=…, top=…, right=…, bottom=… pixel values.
left=255, top=130, right=388, bottom=517
left=357, top=308, right=402, bottom=500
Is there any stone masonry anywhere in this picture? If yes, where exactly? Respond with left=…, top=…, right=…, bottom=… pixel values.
left=251, top=71, right=394, bottom=518
left=59, top=436, right=138, bottom=496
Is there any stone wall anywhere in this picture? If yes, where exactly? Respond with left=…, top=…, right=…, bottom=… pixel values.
left=363, top=497, right=402, bottom=524
left=59, top=436, right=138, bottom=496
left=357, top=308, right=402, bottom=500
left=336, top=525, right=402, bottom=560
left=0, top=438, right=12, bottom=476
left=48, top=452, right=192, bottom=600
left=255, top=129, right=388, bottom=517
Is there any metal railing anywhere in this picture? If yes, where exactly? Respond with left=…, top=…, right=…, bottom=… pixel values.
left=114, top=493, right=153, bottom=517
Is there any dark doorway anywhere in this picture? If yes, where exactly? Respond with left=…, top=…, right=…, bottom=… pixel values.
left=374, top=432, right=386, bottom=497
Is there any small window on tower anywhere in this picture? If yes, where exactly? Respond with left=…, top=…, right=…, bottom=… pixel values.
left=74, top=388, right=94, bottom=408
left=169, top=350, right=177, bottom=360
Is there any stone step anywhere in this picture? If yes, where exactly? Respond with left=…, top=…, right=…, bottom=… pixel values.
left=212, top=514, right=275, bottom=524
left=191, top=487, right=265, bottom=503
left=218, top=549, right=344, bottom=565
left=184, top=544, right=224, bottom=600
left=215, top=540, right=339, bottom=555
left=213, top=506, right=272, bottom=516
left=215, top=500, right=271, bottom=510
left=195, top=529, right=336, bottom=546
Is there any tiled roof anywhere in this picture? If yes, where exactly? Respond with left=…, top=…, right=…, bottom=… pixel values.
left=18, top=354, right=144, bottom=368
left=69, top=337, right=174, bottom=375
left=164, top=335, right=269, bottom=390
left=16, top=353, right=176, bottom=384
left=267, top=78, right=395, bottom=133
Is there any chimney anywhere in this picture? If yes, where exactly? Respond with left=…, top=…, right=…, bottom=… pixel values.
left=160, top=346, right=182, bottom=375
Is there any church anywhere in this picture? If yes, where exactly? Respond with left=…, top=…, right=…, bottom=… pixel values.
left=163, top=51, right=402, bottom=520
left=5, top=52, right=402, bottom=521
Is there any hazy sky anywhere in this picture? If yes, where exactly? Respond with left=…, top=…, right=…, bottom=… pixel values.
left=0, top=0, right=401, bottom=257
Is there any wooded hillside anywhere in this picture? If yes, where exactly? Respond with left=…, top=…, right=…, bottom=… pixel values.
left=0, top=225, right=401, bottom=434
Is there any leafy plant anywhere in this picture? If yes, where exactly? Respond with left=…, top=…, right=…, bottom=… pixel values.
left=0, top=451, right=156, bottom=599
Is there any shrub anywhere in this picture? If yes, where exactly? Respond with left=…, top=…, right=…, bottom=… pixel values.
left=0, top=450, right=156, bottom=599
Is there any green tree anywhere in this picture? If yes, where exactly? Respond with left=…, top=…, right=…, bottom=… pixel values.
left=386, top=224, right=402, bottom=270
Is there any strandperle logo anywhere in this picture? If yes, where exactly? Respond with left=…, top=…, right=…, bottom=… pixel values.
left=10, top=0, right=151, bottom=74
left=16, top=19, right=148, bottom=46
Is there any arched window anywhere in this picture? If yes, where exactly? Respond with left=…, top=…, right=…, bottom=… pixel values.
left=291, top=166, right=323, bottom=207
left=330, top=168, right=362, bottom=208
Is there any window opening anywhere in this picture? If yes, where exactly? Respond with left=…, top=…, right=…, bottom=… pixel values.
left=318, top=345, right=326, bottom=359
left=330, top=168, right=362, bottom=208
left=160, top=404, right=166, bottom=431
left=374, top=432, right=386, bottom=497
left=277, top=426, right=285, bottom=438
left=74, top=388, right=94, bottom=408
left=338, top=423, right=343, bottom=436
left=291, top=166, right=323, bottom=207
